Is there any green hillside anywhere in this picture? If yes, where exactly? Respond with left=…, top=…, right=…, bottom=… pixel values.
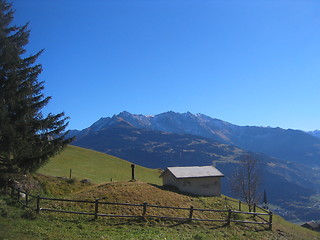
left=1, top=177, right=320, bottom=239
left=1, top=146, right=320, bottom=239
left=38, top=145, right=162, bottom=185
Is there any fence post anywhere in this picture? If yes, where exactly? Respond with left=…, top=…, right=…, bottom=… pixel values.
left=11, top=186, right=14, bottom=197
left=94, top=199, right=99, bottom=220
left=17, top=188, right=20, bottom=201
left=131, top=164, right=136, bottom=181
left=4, top=180, right=8, bottom=194
left=189, top=206, right=194, bottom=221
left=25, top=193, right=28, bottom=207
left=226, top=209, right=232, bottom=225
left=142, top=202, right=147, bottom=219
left=268, top=211, right=273, bottom=230
left=238, top=200, right=241, bottom=211
left=36, top=194, right=41, bottom=213
left=253, top=203, right=256, bottom=212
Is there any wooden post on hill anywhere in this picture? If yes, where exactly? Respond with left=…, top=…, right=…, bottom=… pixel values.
left=94, top=199, right=99, bottom=220
left=36, top=194, right=41, bottom=213
left=226, top=209, right=232, bottom=226
left=131, top=164, right=135, bottom=181
left=189, top=206, right=194, bottom=221
left=142, top=202, right=147, bottom=220
left=25, top=193, right=28, bottom=207
left=269, top=211, right=273, bottom=230
left=17, top=188, right=20, bottom=201
left=69, top=168, right=72, bottom=179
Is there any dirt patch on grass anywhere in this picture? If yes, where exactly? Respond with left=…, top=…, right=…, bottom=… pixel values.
left=76, top=181, right=193, bottom=206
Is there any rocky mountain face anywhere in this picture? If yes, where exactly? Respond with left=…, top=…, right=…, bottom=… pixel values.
left=71, top=111, right=320, bottom=166
left=73, top=120, right=243, bottom=168
left=68, top=111, right=320, bottom=222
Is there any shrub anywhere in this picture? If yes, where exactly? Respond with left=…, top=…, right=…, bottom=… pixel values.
left=0, top=206, right=9, bottom=217
left=67, top=178, right=76, bottom=184
left=21, top=208, right=37, bottom=220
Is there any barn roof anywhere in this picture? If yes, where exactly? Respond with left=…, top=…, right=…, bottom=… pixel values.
left=160, top=166, right=224, bottom=179
left=302, top=220, right=320, bottom=229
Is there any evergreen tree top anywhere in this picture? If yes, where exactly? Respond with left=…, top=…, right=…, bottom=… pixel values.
left=0, top=0, right=72, bottom=174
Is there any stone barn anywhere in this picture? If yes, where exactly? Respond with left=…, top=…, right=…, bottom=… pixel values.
left=160, top=166, right=224, bottom=197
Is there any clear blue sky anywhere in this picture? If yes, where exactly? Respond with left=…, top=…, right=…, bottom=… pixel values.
left=12, top=0, right=320, bottom=131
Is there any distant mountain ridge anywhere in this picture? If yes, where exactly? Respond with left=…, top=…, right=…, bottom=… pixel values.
left=308, top=130, right=320, bottom=139
left=70, top=111, right=320, bottom=166
left=68, top=112, right=320, bottom=222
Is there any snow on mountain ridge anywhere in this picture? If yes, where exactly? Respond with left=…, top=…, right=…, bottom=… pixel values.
left=69, top=110, right=320, bottom=167
left=87, top=111, right=236, bottom=138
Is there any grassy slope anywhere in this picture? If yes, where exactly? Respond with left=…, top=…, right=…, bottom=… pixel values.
left=38, top=145, right=162, bottom=185
left=1, top=178, right=320, bottom=240
left=1, top=146, right=319, bottom=239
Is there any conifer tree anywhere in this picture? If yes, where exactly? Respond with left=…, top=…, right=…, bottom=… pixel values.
left=0, top=0, right=72, bottom=174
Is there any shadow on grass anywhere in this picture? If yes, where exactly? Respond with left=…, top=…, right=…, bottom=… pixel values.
left=149, top=184, right=199, bottom=198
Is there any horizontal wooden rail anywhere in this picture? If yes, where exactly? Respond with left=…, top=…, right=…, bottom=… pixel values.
left=147, top=204, right=228, bottom=213
left=231, top=210, right=269, bottom=216
left=100, top=202, right=143, bottom=207
left=231, top=219, right=269, bottom=225
left=41, top=208, right=95, bottom=215
left=147, top=215, right=191, bottom=221
left=97, top=214, right=142, bottom=218
left=145, top=204, right=191, bottom=210
left=188, top=218, right=226, bottom=222
left=40, top=197, right=96, bottom=204
left=193, top=208, right=228, bottom=213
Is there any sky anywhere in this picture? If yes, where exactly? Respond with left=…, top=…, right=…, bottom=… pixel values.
left=11, top=0, right=320, bottom=131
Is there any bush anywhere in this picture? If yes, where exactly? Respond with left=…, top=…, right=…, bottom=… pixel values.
left=67, top=178, right=76, bottom=184
left=0, top=199, right=9, bottom=217
left=0, top=197, right=19, bottom=218
left=21, top=208, right=37, bottom=220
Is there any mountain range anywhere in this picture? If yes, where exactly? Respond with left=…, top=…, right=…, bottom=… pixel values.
left=68, top=111, right=320, bottom=222
left=308, top=130, right=320, bottom=139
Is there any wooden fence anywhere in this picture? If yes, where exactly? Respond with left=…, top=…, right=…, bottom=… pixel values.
left=224, top=196, right=270, bottom=214
left=224, top=196, right=272, bottom=229
left=2, top=184, right=273, bottom=230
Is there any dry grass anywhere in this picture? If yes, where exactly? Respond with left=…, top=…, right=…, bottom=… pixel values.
left=41, top=181, right=263, bottom=229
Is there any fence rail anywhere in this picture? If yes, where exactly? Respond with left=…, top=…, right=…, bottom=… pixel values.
left=2, top=183, right=273, bottom=230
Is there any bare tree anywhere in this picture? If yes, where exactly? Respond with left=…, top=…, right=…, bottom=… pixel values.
left=230, top=154, right=261, bottom=211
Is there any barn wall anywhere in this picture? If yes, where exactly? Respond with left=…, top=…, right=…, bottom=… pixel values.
left=162, top=172, right=222, bottom=197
